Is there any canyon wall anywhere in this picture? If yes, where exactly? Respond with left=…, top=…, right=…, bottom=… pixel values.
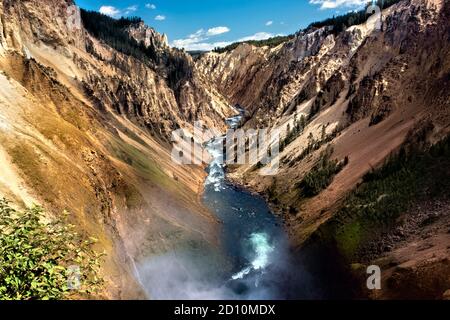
left=0, top=0, right=234, bottom=298
left=197, top=0, right=450, bottom=298
left=0, top=0, right=448, bottom=299
left=198, top=0, right=449, bottom=243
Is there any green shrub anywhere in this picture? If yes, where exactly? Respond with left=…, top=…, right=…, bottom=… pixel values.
left=280, top=115, right=307, bottom=152
left=299, top=146, right=347, bottom=197
left=0, top=199, right=104, bottom=300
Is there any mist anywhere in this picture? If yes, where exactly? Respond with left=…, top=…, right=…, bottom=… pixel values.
left=136, top=230, right=322, bottom=300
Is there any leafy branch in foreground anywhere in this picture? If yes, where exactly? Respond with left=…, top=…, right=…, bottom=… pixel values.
left=0, top=199, right=104, bottom=300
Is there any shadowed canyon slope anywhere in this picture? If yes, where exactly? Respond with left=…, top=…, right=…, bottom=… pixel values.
left=0, top=0, right=449, bottom=299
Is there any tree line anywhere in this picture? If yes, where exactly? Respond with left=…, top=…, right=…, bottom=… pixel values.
left=307, top=0, right=402, bottom=34
left=214, top=0, right=403, bottom=54
left=80, top=9, right=158, bottom=65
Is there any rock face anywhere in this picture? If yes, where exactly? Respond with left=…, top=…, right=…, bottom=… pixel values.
left=2, top=0, right=233, bottom=136
left=196, top=26, right=341, bottom=127
left=198, top=0, right=449, bottom=129
left=127, top=21, right=168, bottom=49
left=0, top=0, right=234, bottom=299
left=198, top=0, right=450, bottom=234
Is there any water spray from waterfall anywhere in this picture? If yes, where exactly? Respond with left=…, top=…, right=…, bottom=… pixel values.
left=231, top=233, right=274, bottom=281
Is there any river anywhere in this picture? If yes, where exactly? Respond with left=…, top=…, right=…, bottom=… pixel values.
left=137, top=111, right=322, bottom=300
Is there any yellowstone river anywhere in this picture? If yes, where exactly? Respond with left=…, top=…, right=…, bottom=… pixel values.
left=137, top=112, right=320, bottom=299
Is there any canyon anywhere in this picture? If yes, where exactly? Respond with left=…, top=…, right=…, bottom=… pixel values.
left=0, top=0, right=449, bottom=299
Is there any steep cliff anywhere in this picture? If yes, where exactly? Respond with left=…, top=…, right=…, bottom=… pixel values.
left=199, top=0, right=449, bottom=239
left=0, top=0, right=234, bottom=298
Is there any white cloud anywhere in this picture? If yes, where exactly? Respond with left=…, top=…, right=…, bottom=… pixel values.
left=171, top=29, right=205, bottom=48
left=171, top=28, right=280, bottom=51
left=309, top=0, right=366, bottom=10
left=265, top=21, right=273, bottom=26
left=145, top=3, right=156, bottom=9
left=99, top=4, right=139, bottom=17
left=176, top=41, right=232, bottom=51
left=206, top=26, right=230, bottom=36
left=124, top=5, right=138, bottom=15
left=99, top=5, right=121, bottom=17
left=238, top=32, right=275, bottom=42
left=190, top=29, right=205, bottom=39
left=171, top=27, right=231, bottom=50
left=155, top=15, right=166, bottom=21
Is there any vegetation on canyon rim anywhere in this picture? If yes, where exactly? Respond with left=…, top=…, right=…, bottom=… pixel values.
left=80, top=11, right=159, bottom=64
left=308, top=0, right=402, bottom=34
left=0, top=199, right=104, bottom=300
left=80, top=9, right=193, bottom=92
left=213, top=0, right=403, bottom=54
left=316, top=135, right=450, bottom=260
left=212, top=35, right=296, bottom=54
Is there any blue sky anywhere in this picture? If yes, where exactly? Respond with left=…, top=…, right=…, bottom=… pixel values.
left=75, top=0, right=367, bottom=50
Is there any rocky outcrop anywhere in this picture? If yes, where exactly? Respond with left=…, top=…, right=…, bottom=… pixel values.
left=1, top=0, right=233, bottom=137
left=197, top=20, right=375, bottom=127
left=127, top=21, right=168, bottom=49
